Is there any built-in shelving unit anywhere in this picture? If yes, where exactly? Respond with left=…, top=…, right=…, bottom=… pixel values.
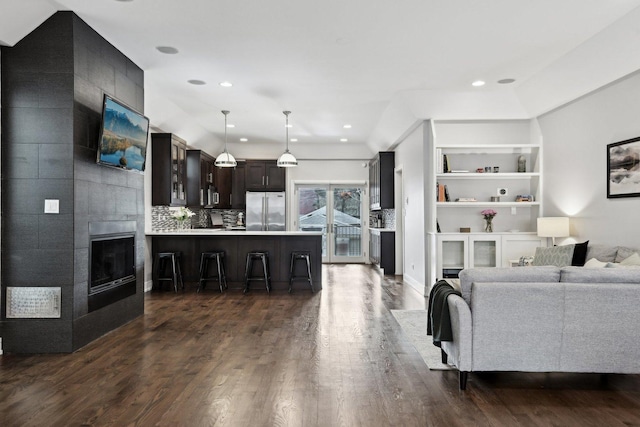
left=427, top=119, right=546, bottom=284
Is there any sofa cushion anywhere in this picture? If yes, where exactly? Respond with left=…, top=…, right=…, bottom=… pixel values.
left=532, top=245, right=575, bottom=267
left=560, top=266, right=640, bottom=283
left=585, top=244, right=618, bottom=262
left=620, top=252, right=640, bottom=266
left=616, top=247, right=640, bottom=263
left=459, top=267, right=561, bottom=304
left=584, top=258, right=608, bottom=268
left=571, top=241, right=589, bottom=266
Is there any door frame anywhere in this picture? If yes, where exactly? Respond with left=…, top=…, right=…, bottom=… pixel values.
left=291, top=180, right=368, bottom=263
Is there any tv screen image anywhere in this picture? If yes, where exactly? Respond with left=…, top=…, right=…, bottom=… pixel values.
left=97, top=95, right=150, bottom=172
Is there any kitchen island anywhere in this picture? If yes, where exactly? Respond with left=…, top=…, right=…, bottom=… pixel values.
left=147, top=230, right=322, bottom=292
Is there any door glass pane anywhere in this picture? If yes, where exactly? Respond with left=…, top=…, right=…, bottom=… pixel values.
left=298, top=187, right=328, bottom=257
left=473, top=240, right=497, bottom=267
left=332, top=188, right=362, bottom=258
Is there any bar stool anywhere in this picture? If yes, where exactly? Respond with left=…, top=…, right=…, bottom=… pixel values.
left=244, top=251, right=270, bottom=293
left=289, top=251, right=314, bottom=293
left=154, top=251, right=184, bottom=293
left=198, top=251, right=227, bottom=293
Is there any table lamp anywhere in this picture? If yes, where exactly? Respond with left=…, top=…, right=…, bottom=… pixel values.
left=537, top=217, right=570, bottom=246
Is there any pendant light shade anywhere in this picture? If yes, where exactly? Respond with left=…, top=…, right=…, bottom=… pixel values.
left=277, top=110, right=298, bottom=168
left=215, top=110, right=237, bottom=168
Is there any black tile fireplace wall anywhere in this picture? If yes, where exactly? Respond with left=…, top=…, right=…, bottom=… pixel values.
left=1, top=11, right=145, bottom=353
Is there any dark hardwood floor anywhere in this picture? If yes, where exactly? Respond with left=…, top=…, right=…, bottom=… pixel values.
left=2, top=264, right=640, bottom=426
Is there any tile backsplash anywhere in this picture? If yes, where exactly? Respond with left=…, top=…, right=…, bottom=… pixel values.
left=368, top=209, right=396, bottom=229
left=151, top=206, right=245, bottom=231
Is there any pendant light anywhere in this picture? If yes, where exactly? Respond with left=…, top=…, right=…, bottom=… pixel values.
left=277, top=110, right=298, bottom=167
left=215, top=110, right=237, bottom=168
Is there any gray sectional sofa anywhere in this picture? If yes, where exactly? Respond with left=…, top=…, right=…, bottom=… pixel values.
left=442, top=247, right=640, bottom=390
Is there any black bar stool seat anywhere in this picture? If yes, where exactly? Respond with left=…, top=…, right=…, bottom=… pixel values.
left=154, top=251, right=184, bottom=293
left=198, top=251, right=227, bottom=293
left=244, top=251, right=270, bottom=293
left=289, top=251, right=314, bottom=293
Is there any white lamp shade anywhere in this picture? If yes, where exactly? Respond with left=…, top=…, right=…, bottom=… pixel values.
left=537, top=217, right=570, bottom=238
left=277, top=150, right=298, bottom=167
left=215, top=151, right=237, bottom=167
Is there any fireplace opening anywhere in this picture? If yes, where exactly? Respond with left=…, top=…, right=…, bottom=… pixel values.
left=88, top=221, right=137, bottom=312
left=90, top=234, right=135, bottom=295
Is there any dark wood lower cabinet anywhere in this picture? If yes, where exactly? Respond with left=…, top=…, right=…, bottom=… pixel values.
left=369, top=229, right=395, bottom=275
left=151, top=233, right=322, bottom=291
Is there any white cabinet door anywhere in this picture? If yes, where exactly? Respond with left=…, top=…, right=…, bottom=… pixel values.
left=436, top=234, right=469, bottom=279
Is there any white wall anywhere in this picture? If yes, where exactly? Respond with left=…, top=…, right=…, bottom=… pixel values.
left=538, top=70, right=640, bottom=247
left=393, top=123, right=427, bottom=294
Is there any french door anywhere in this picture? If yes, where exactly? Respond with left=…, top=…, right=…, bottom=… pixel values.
left=295, top=184, right=366, bottom=263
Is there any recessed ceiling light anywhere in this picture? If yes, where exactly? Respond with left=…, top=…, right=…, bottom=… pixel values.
left=497, top=78, right=516, bottom=84
left=226, top=124, right=235, bottom=128
left=290, top=138, right=298, bottom=142
left=219, top=81, right=233, bottom=87
left=472, top=80, right=485, bottom=87
left=343, top=124, right=352, bottom=129
left=156, top=46, right=178, bottom=54
left=340, top=138, right=348, bottom=142
left=188, top=79, right=206, bottom=85
left=239, top=138, right=248, bottom=142
left=285, top=124, right=293, bottom=128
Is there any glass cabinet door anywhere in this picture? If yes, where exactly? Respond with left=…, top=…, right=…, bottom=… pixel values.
left=436, top=235, right=469, bottom=279
left=469, top=236, right=501, bottom=268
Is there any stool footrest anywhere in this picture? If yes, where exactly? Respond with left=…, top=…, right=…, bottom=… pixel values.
left=289, top=251, right=313, bottom=293
left=154, top=252, right=184, bottom=293
left=244, top=252, right=271, bottom=293
left=198, top=252, right=227, bottom=293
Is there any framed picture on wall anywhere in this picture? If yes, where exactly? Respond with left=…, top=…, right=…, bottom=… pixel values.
left=607, top=136, right=640, bottom=198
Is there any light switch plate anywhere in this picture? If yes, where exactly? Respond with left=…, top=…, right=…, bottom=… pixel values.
left=44, top=199, right=59, bottom=214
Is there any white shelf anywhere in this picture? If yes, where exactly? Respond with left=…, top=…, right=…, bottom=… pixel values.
left=436, top=172, right=539, bottom=179
left=436, top=202, right=539, bottom=207
left=433, top=231, right=539, bottom=236
left=436, top=144, right=540, bottom=153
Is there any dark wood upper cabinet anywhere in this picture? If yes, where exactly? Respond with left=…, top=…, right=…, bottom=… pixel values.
left=152, top=133, right=187, bottom=206
left=245, top=160, right=285, bottom=191
left=231, top=161, right=246, bottom=209
left=369, top=151, right=394, bottom=210
left=186, top=150, right=215, bottom=207
left=215, top=166, right=233, bottom=209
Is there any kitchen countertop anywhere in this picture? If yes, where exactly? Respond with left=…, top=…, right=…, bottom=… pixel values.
left=146, top=229, right=322, bottom=236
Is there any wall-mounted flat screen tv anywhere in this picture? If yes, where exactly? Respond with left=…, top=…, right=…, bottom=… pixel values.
left=97, top=95, right=150, bottom=172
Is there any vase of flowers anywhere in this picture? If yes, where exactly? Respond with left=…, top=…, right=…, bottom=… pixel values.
left=171, top=207, right=195, bottom=230
left=481, top=209, right=497, bottom=233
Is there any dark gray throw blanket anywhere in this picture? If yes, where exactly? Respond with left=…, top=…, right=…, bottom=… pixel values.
left=427, top=280, right=461, bottom=347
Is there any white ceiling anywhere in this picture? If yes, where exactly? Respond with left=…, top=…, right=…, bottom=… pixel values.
left=3, top=0, right=640, bottom=158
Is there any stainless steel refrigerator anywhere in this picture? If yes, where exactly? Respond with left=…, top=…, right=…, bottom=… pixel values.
left=245, top=191, right=286, bottom=231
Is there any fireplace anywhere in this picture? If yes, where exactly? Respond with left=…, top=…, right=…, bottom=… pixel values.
left=88, top=221, right=137, bottom=312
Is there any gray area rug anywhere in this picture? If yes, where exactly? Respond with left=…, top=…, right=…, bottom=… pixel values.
left=391, top=309, right=454, bottom=371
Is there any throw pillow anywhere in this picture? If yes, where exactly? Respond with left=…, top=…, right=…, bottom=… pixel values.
left=615, top=246, right=640, bottom=263
left=571, top=240, right=589, bottom=266
left=532, top=245, right=575, bottom=267
left=584, top=258, right=608, bottom=268
left=585, top=244, right=618, bottom=262
left=620, top=252, right=640, bottom=266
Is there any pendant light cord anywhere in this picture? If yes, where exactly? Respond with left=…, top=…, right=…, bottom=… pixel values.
left=222, top=110, right=229, bottom=153
left=284, top=110, right=291, bottom=153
